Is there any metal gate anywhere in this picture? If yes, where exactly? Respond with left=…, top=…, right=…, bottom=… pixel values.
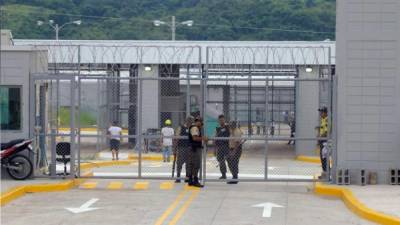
left=30, top=45, right=334, bottom=183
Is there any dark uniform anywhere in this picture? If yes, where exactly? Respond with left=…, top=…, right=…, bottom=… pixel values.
left=215, top=125, right=230, bottom=178
left=175, top=125, right=190, bottom=180
left=187, top=125, right=203, bottom=185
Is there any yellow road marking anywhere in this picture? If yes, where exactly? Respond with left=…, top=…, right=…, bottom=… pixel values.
left=81, top=182, right=97, bottom=189
left=184, top=184, right=200, bottom=191
left=160, top=182, right=174, bottom=190
left=134, top=182, right=149, bottom=190
left=154, top=190, right=188, bottom=225
left=169, top=189, right=200, bottom=225
left=107, top=182, right=123, bottom=190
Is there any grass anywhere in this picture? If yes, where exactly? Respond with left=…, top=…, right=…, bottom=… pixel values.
left=59, top=107, right=97, bottom=127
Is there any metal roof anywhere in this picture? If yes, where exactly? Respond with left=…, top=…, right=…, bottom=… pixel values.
left=13, top=40, right=335, bottom=65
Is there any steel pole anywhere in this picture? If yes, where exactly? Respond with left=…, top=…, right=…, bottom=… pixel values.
left=171, top=16, right=176, bottom=41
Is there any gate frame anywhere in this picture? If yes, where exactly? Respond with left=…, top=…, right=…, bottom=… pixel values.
left=29, top=45, right=335, bottom=183
left=30, top=74, right=77, bottom=179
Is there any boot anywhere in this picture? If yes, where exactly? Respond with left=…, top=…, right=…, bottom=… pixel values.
left=227, top=175, right=238, bottom=184
left=175, top=177, right=181, bottom=183
left=188, top=176, right=194, bottom=186
left=192, top=177, right=204, bottom=188
left=184, top=176, right=189, bottom=183
left=219, top=173, right=227, bottom=179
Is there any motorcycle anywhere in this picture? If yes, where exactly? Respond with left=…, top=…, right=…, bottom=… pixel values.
left=1, top=139, right=34, bottom=180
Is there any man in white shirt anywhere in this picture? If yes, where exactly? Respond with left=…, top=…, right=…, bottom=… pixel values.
left=107, top=121, right=122, bottom=161
left=161, top=119, right=174, bottom=162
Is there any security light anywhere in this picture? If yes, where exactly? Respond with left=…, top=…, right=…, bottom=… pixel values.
left=306, top=67, right=313, bottom=73
left=181, top=20, right=194, bottom=27
left=144, top=66, right=152, bottom=72
left=153, top=20, right=165, bottom=27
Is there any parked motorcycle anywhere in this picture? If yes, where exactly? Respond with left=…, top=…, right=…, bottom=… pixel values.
left=1, top=139, right=34, bottom=180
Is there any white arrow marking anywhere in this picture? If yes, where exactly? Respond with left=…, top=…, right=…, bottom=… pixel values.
left=252, top=202, right=284, bottom=218
left=65, top=198, right=100, bottom=214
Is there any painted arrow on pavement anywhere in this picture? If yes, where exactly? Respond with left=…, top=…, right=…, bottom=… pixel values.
left=65, top=198, right=100, bottom=214
left=252, top=202, right=284, bottom=218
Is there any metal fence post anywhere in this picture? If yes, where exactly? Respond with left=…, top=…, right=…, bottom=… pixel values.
left=70, top=77, right=76, bottom=179
left=264, top=78, right=269, bottom=180
left=201, top=47, right=208, bottom=185
left=186, top=65, right=191, bottom=117
left=327, top=46, right=333, bottom=182
left=77, top=77, right=81, bottom=177
left=137, top=77, right=143, bottom=178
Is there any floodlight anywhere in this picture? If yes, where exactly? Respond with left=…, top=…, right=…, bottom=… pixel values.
left=144, top=66, right=152, bottom=72
left=181, top=20, right=194, bottom=27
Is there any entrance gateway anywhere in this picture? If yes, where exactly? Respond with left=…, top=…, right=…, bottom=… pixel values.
left=27, top=43, right=335, bottom=182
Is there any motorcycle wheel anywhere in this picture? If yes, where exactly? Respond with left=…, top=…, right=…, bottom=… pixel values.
left=7, top=155, right=33, bottom=180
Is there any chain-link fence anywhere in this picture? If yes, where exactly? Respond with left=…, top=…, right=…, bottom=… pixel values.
left=30, top=45, right=334, bottom=183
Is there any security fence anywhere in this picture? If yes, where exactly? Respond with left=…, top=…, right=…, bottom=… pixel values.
left=30, top=45, right=335, bottom=183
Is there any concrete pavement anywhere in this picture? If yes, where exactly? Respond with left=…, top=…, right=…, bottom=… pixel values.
left=348, top=185, right=400, bottom=218
left=1, top=181, right=376, bottom=225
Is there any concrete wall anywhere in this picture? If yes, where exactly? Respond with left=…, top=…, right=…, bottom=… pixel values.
left=295, top=66, right=320, bottom=156
left=139, top=65, right=159, bottom=132
left=0, top=47, right=48, bottom=142
left=336, top=0, right=400, bottom=183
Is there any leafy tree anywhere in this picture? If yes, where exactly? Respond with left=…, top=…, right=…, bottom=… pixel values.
left=0, top=0, right=336, bottom=40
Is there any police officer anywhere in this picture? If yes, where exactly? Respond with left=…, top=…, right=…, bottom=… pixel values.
left=187, top=117, right=207, bottom=188
left=215, top=115, right=230, bottom=179
left=174, top=116, right=193, bottom=183
left=227, top=121, right=243, bottom=184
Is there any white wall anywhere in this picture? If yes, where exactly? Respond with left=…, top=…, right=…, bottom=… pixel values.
left=336, top=0, right=400, bottom=183
left=295, top=66, right=320, bottom=156
left=139, top=65, right=159, bottom=132
left=0, top=47, right=48, bottom=142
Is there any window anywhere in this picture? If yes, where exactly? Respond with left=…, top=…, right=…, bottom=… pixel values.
left=0, top=86, right=21, bottom=130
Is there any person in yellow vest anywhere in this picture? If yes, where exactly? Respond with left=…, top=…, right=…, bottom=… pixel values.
left=317, top=107, right=329, bottom=179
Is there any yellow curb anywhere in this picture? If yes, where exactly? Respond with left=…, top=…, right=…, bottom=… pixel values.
left=0, top=171, right=93, bottom=207
left=128, top=154, right=164, bottom=161
left=133, top=182, right=149, bottom=190
left=107, top=182, right=123, bottom=190
left=160, top=181, right=174, bottom=190
left=59, top=127, right=129, bottom=134
left=315, top=182, right=400, bottom=225
left=80, top=160, right=137, bottom=171
left=296, top=155, right=321, bottom=164
left=81, top=182, right=98, bottom=189
left=0, top=186, right=26, bottom=206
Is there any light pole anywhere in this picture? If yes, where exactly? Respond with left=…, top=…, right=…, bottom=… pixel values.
left=37, top=20, right=82, bottom=40
left=153, top=16, right=193, bottom=40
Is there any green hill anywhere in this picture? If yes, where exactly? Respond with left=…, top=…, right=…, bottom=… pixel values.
left=0, top=0, right=335, bottom=41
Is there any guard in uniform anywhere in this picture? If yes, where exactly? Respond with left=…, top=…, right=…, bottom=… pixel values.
left=215, top=115, right=230, bottom=179
left=317, top=107, right=329, bottom=179
left=174, top=117, right=193, bottom=183
left=187, top=117, right=207, bottom=188
left=227, top=121, right=243, bottom=184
